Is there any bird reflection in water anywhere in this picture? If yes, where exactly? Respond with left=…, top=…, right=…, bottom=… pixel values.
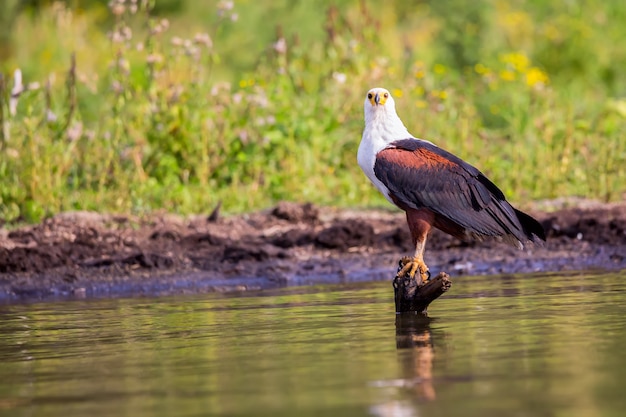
left=395, top=313, right=437, bottom=401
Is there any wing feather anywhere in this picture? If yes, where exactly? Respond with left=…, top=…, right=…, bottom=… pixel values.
left=373, top=138, right=545, bottom=245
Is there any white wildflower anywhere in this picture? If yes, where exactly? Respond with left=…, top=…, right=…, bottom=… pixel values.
left=273, top=38, right=287, bottom=54
left=210, top=82, right=231, bottom=96
left=168, top=85, right=184, bottom=103
left=194, top=33, right=213, bottom=48
left=67, top=122, right=83, bottom=142
left=5, top=148, right=19, bottom=159
left=185, top=46, right=200, bottom=58
left=109, top=30, right=125, bottom=43
left=332, top=72, right=347, bottom=84
left=9, top=69, right=24, bottom=116
left=117, top=57, right=130, bottom=74
left=11, top=69, right=23, bottom=97
left=171, top=36, right=184, bottom=47
left=238, top=129, right=249, bottom=144
left=46, top=109, right=58, bottom=123
left=110, top=3, right=125, bottom=16
left=217, top=0, right=234, bottom=17
left=121, top=26, right=132, bottom=41
left=146, top=53, right=163, bottom=64
left=111, top=80, right=123, bottom=94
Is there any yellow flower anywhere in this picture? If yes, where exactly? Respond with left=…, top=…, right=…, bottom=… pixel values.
left=502, top=11, right=533, bottom=32
left=499, top=69, right=516, bottom=81
left=500, top=52, right=529, bottom=72
left=392, top=89, right=403, bottom=98
left=544, top=24, right=561, bottom=41
left=525, top=67, right=549, bottom=88
left=433, top=64, right=447, bottom=74
left=238, top=79, right=255, bottom=88
left=415, top=100, right=427, bottom=109
left=430, top=90, right=447, bottom=100
left=413, top=61, right=426, bottom=79
left=474, top=63, right=489, bottom=75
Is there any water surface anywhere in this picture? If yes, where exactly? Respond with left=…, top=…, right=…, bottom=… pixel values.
left=1, top=270, right=625, bottom=417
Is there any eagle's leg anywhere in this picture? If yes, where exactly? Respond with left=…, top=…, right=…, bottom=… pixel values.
left=396, top=237, right=430, bottom=284
left=398, top=209, right=433, bottom=284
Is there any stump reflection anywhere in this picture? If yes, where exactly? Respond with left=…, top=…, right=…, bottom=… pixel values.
left=395, top=313, right=437, bottom=401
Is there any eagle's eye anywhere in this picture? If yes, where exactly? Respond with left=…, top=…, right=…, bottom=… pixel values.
left=384, top=92, right=389, bottom=98
left=367, top=93, right=373, bottom=99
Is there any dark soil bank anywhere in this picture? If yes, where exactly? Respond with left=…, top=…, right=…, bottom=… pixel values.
left=1, top=201, right=625, bottom=303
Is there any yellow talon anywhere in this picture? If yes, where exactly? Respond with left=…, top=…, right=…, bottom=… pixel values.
left=396, top=256, right=430, bottom=285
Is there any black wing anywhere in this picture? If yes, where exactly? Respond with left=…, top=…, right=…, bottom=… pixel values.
left=374, top=139, right=545, bottom=246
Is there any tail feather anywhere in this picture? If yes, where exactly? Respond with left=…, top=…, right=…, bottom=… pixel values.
left=514, top=208, right=546, bottom=244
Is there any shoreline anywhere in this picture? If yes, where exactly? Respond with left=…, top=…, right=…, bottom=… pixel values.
left=1, top=201, right=625, bottom=304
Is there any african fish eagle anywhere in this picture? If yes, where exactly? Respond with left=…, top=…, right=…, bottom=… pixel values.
left=358, top=87, right=546, bottom=284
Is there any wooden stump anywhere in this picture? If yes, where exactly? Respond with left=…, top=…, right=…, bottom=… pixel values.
left=393, top=259, right=452, bottom=314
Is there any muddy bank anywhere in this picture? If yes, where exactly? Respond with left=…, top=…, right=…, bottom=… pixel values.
left=1, top=201, right=625, bottom=303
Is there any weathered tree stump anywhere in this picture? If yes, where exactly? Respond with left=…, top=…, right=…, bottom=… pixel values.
left=393, top=258, right=452, bottom=314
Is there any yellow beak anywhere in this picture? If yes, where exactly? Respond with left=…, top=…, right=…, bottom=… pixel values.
left=369, top=92, right=387, bottom=106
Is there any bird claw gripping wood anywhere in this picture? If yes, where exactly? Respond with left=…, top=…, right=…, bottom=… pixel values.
left=393, top=261, right=451, bottom=314
left=393, top=256, right=431, bottom=288
left=395, top=256, right=431, bottom=287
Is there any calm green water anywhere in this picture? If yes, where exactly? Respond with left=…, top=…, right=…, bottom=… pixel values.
left=1, top=270, right=626, bottom=417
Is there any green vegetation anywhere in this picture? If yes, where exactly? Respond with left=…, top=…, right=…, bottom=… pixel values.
left=1, top=0, right=626, bottom=222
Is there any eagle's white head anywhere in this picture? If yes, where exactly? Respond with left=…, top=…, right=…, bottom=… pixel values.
left=358, top=87, right=412, bottom=203
left=362, top=87, right=411, bottom=142
left=364, top=87, right=395, bottom=123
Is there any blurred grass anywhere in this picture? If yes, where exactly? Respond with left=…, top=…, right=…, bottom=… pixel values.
left=1, top=0, right=625, bottom=222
